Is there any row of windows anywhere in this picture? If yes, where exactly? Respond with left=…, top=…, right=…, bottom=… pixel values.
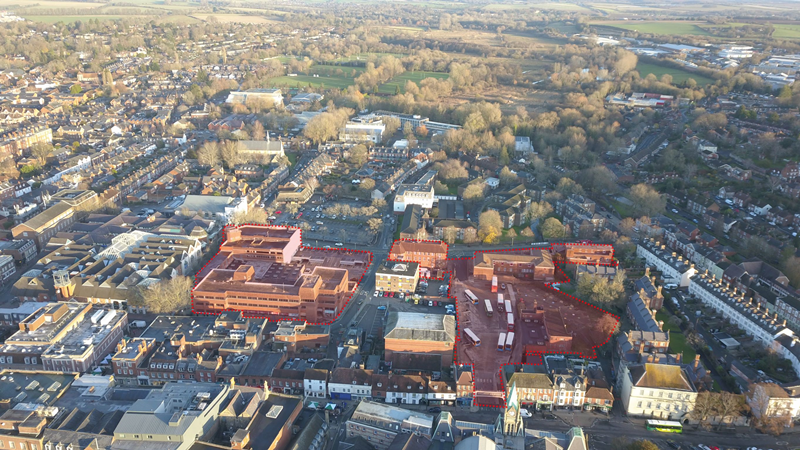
left=634, top=389, right=688, bottom=400
left=0, top=440, right=36, bottom=450
left=0, top=356, right=37, bottom=365
left=635, top=401, right=689, bottom=412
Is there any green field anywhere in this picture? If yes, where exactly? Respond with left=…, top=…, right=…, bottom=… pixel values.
left=378, top=71, right=450, bottom=94
left=773, top=24, right=800, bottom=40
left=309, top=65, right=365, bottom=77
left=636, top=62, right=715, bottom=86
left=23, top=14, right=151, bottom=23
left=332, top=52, right=406, bottom=63
left=594, top=21, right=712, bottom=37
left=268, top=74, right=354, bottom=90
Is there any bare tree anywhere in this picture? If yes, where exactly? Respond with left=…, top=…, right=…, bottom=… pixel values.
left=131, top=276, right=193, bottom=314
left=197, top=141, right=220, bottom=167
left=221, top=140, right=242, bottom=168
left=231, top=208, right=269, bottom=225
left=30, top=142, right=54, bottom=167
left=443, top=226, right=458, bottom=244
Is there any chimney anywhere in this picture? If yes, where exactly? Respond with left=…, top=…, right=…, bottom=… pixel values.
left=658, top=320, right=664, bottom=329
left=657, top=286, right=663, bottom=297
left=647, top=354, right=654, bottom=363
left=645, top=267, right=650, bottom=278
left=783, top=319, right=787, bottom=327
left=639, top=341, right=645, bottom=354
left=694, top=354, right=700, bottom=370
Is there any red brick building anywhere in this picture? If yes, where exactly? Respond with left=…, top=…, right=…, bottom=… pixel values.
left=472, top=249, right=554, bottom=281
left=389, top=240, right=448, bottom=273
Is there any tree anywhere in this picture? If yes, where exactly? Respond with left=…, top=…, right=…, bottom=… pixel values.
left=367, top=217, right=383, bottom=233
left=436, top=159, right=468, bottom=182
left=629, top=183, right=666, bottom=217
left=231, top=207, right=269, bottom=225
left=30, top=142, right=53, bottom=167
left=540, top=217, right=566, bottom=240
left=580, top=166, right=617, bottom=194
left=526, top=201, right=553, bottom=223
left=691, top=391, right=719, bottom=427
left=348, top=144, right=368, bottom=167
left=70, top=83, right=82, bottom=94
left=360, top=178, right=376, bottom=192
left=101, top=68, right=114, bottom=87
left=506, top=228, right=517, bottom=245
left=382, top=116, right=401, bottom=139
left=556, top=177, right=584, bottom=197
left=716, top=392, right=746, bottom=429
left=618, top=217, right=636, bottom=236
left=462, top=184, right=485, bottom=207
left=781, top=256, right=800, bottom=288
left=197, top=141, right=220, bottom=167
left=434, top=180, right=450, bottom=195
left=499, top=166, right=518, bottom=186
left=520, top=227, right=534, bottom=237
left=372, top=198, right=387, bottom=209
left=443, top=226, right=458, bottom=244
left=220, top=140, right=242, bottom=167
left=131, top=276, right=193, bottom=314
left=251, top=121, right=266, bottom=140
left=0, top=158, right=19, bottom=178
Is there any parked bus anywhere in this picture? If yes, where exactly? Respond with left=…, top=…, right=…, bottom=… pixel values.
left=497, top=332, right=506, bottom=351
left=464, top=289, right=479, bottom=305
left=497, top=294, right=504, bottom=313
left=491, top=276, right=498, bottom=293
left=504, top=300, right=512, bottom=314
left=505, top=332, right=514, bottom=351
left=645, top=420, right=682, bottom=433
left=506, top=313, right=514, bottom=332
left=484, top=299, right=494, bottom=317
left=463, top=328, right=481, bottom=346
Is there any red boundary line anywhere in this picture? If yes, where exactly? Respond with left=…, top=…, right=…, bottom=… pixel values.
left=193, top=230, right=620, bottom=409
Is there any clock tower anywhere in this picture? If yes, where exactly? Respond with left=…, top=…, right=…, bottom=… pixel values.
left=494, top=381, right=525, bottom=449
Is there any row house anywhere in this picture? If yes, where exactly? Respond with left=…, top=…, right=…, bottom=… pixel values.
left=506, top=370, right=613, bottom=412
left=686, top=195, right=720, bottom=216
left=328, top=368, right=457, bottom=406
left=780, top=182, right=800, bottom=199
left=703, top=211, right=737, bottom=233
left=767, top=206, right=794, bottom=226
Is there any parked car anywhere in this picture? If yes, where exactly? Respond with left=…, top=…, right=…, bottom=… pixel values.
left=520, top=409, right=532, bottom=418
left=374, top=291, right=379, bottom=297
left=428, top=407, right=441, bottom=413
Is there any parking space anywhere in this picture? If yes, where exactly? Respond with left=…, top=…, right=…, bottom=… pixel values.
left=367, top=289, right=450, bottom=315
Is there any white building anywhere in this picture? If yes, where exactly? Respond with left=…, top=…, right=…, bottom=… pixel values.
left=427, top=381, right=457, bottom=406
left=393, top=184, right=435, bottom=212
left=619, top=363, right=698, bottom=420
left=328, top=368, right=373, bottom=400
left=304, top=369, right=328, bottom=399
left=747, top=383, right=800, bottom=421
left=225, top=88, right=283, bottom=107
left=340, top=118, right=385, bottom=143
left=636, top=240, right=698, bottom=287
left=719, top=46, right=754, bottom=59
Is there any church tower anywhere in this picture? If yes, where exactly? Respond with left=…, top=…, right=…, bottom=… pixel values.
left=494, top=381, right=525, bottom=449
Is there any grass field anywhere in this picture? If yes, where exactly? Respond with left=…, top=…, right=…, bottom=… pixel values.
left=23, top=14, right=152, bottom=23
left=309, top=65, right=365, bottom=77
left=773, top=24, right=800, bottom=40
left=636, top=62, right=715, bottom=86
left=332, top=52, right=406, bottom=63
left=594, top=21, right=712, bottom=37
left=378, top=71, right=450, bottom=94
left=6, top=0, right=105, bottom=8
left=268, top=74, right=354, bottom=90
left=190, top=13, right=280, bottom=24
